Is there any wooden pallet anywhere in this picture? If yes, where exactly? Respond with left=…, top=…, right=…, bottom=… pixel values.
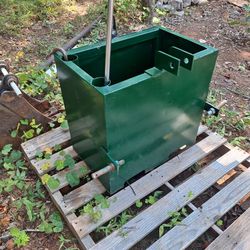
left=21, top=125, right=250, bottom=250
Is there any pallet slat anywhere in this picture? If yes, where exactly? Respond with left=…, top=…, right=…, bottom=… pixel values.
left=31, top=146, right=77, bottom=176
left=21, top=127, right=70, bottom=159
left=148, top=167, right=250, bottom=250
left=91, top=147, right=249, bottom=250
left=206, top=208, right=250, bottom=250
left=48, top=160, right=89, bottom=193
left=54, top=179, right=106, bottom=215
left=72, top=132, right=226, bottom=238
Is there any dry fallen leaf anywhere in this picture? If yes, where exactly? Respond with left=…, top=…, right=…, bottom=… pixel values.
left=6, top=239, right=14, bottom=250
left=0, top=205, right=7, bottom=214
left=0, top=215, right=10, bottom=228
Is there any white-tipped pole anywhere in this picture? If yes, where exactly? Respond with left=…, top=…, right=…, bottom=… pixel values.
left=0, top=67, right=22, bottom=96
left=104, top=0, right=114, bottom=84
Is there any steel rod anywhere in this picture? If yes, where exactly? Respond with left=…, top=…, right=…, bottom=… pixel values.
left=91, top=159, right=125, bottom=179
left=104, top=0, right=114, bottom=84
left=0, top=67, right=22, bottom=96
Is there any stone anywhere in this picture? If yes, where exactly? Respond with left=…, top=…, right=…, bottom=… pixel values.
left=183, top=0, right=192, bottom=7
left=173, top=10, right=185, bottom=16
left=192, top=0, right=208, bottom=4
left=169, top=0, right=184, bottom=11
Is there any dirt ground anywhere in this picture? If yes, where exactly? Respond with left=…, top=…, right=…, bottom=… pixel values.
left=0, top=0, right=249, bottom=249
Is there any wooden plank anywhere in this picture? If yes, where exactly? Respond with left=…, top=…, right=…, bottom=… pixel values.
left=21, top=126, right=70, bottom=159
left=206, top=208, right=250, bottom=250
left=148, top=168, right=250, bottom=250
left=91, top=147, right=249, bottom=250
left=31, top=146, right=78, bottom=176
left=197, top=125, right=208, bottom=135
left=73, top=132, right=227, bottom=239
left=48, top=160, right=90, bottom=193
left=54, top=179, right=106, bottom=215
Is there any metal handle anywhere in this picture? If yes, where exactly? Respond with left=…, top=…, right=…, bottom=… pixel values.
left=104, top=0, right=114, bottom=84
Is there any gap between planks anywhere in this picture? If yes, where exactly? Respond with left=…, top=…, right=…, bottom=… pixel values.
left=165, top=182, right=223, bottom=235
left=90, top=146, right=249, bottom=250
left=148, top=167, right=250, bottom=250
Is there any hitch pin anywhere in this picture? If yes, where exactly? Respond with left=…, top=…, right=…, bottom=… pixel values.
left=91, top=160, right=125, bottom=179
left=207, top=100, right=227, bottom=116
left=0, top=67, right=22, bottom=96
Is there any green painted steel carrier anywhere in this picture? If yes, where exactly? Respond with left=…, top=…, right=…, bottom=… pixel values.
left=55, top=26, right=218, bottom=194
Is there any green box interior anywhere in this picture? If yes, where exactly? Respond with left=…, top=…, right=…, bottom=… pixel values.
left=69, top=28, right=206, bottom=86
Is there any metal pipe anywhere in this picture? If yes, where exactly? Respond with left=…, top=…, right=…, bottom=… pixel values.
left=40, top=15, right=103, bottom=70
left=104, top=0, right=114, bottom=84
left=0, top=67, right=22, bottom=96
left=91, top=159, right=125, bottom=179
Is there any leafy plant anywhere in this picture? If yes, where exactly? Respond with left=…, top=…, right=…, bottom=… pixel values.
left=159, top=208, right=188, bottom=237
left=0, top=0, right=75, bottom=35
left=96, top=210, right=132, bottom=236
left=41, top=174, right=60, bottom=190
left=11, top=118, right=44, bottom=141
left=216, top=219, right=224, bottom=227
left=135, top=200, right=143, bottom=208
left=144, top=190, right=163, bottom=205
left=230, top=136, right=248, bottom=146
left=18, top=67, right=63, bottom=105
left=80, top=194, right=110, bottom=223
left=38, top=211, right=64, bottom=233
left=10, top=227, right=30, bottom=247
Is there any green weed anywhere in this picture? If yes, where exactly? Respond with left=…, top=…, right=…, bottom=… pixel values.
left=159, top=208, right=188, bottom=237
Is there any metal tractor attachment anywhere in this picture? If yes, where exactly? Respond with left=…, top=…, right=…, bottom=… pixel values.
left=0, top=61, right=52, bottom=147
left=54, top=0, right=222, bottom=194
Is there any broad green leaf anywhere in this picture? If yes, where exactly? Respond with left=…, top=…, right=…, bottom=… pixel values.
left=135, top=200, right=143, bottom=208
left=64, top=154, right=75, bottom=169
left=95, top=194, right=110, bottom=209
left=11, top=130, right=18, bottom=138
left=41, top=162, right=51, bottom=171
left=60, top=120, right=69, bottom=129
left=3, top=162, right=15, bottom=170
left=49, top=212, right=63, bottom=233
left=1, top=144, right=12, bottom=155
left=55, top=159, right=64, bottom=170
left=47, top=177, right=60, bottom=190
left=38, top=221, right=53, bottom=234
left=9, top=150, right=22, bottom=162
left=22, top=129, right=35, bottom=139
left=216, top=219, right=224, bottom=226
left=54, top=144, right=62, bottom=152
left=20, top=119, right=29, bottom=125
left=66, top=171, right=80, bottom=187
left=35, top=151, right=43, bottom=158
left=41, top=174, right=50, bottom=184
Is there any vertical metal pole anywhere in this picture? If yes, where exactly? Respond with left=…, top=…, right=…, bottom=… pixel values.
left=104, top=0, right=114, bottom=84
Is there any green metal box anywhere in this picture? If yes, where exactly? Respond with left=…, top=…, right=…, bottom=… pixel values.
left=55, top=26, right=218, bottom=194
